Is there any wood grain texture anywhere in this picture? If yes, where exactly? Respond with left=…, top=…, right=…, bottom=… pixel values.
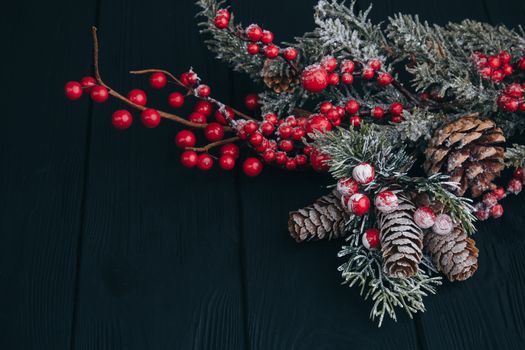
left=70, top=1, right=246, bottom=349
left=0, top=1, right=97, bottom=349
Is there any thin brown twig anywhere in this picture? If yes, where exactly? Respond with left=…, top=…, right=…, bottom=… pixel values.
left=185, top=137, right=240, bottom=152
left=91, top=27, right=233, bottom=130
left=129, top=68, right=257, bottom=121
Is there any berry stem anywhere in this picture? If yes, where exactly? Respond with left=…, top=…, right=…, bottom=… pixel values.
left=91, top=27, right=232, bottom=130
left=129, top=68, right=257, bottom=121
left=185, top=136, right=240, bottom=152
left=391, top=79, right=423, bottom=107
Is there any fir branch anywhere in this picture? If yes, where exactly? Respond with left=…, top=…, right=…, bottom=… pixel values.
left=505, top=144, right=525, bottom=169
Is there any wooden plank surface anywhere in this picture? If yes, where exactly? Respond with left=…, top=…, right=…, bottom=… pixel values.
left=69, top=1, right=247, bottom=349
left=0, top=1, right=97, bottom=349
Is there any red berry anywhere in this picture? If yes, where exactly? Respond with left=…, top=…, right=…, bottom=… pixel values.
left=390, top=115, right=403, bottom=123
left=504, top=98, right=519, bottom=112
left=261, top=122, right=274, bottom=136
left=278, top=125, right=292, bottom=138
left=217, top=9, right=230, bottom=20
left=168, top=92, right=185, bottom=108
left=180, top=151, right=198, bottom=168
left=305, top=115, right=332, bottom=134
left=310, top=149, right=330, bottom=172
left=295, top=154, right=307, bottom=166
left=328, top=73, right=340, bottom=85
left=341, top=73, right=354, bottom=85
left=362, top=68, right=374, bottom=80
left=508, top=178, right=523, bottom=194
left=188, top=112, right=207, bottom=124
left=377, top=73, right=393, bottom=86
left=502, top=64, right=513, bottom=75
left=221, top=143, right=239, bottom=159
left=301, top=66, right=329, bottom=93
left=262, top=150, right=276, bottom=163
left=214, top=15, right=229, bottom=29
left=204, top=122, right=224, bottom=142
left=215, top=107, right=235, bottom=124
left=492, top=70, right=504, bottom=82
left=175, top=130, right=196, bottom=148
left=149, top=72, right=167, bottom=89
left=243, top=121, right=258, bottom=134
left=64, top=81, right=83, bottom=100
left=261, top=30, right=274, bottom=44
left=243, top=157, right=263, bottom=177
left=341, top=60, right=355, bottom=73
left=369, top=59, right=381, bottom=71
left=519, top=102, right=525, bottom=112
left=181, top=71, right=199, bottom=87
left=279, top=139, right=294, bottom=152
left=219, top=155, right=236, bottom=170
left=483, top=192, right=498, bottom=207
left=197, top=153, right=214, bottom=171
left=476, top=208, right=489, bottom=221
left=249, top=132, right=264, bottom=146
left=371, top=106, right=385, bottom=119
left=285, top=158, right=297, bottom=170
left=247, top=43, right=260, bottom=55
left=487, top=56, right=501, bottom=69
left=275, top=152, right=287, bottom=165
left=80, top=76, right=97, bottom=93
left=291, top=127, right=306, bottom=140
left=505, top=83, right=523, bottom=98
left=245, top=24, right=263, bottom=42
left=283, top=47, right=298, bottom=61
left=519, top=57, right=525, bottom=70
left=194, top=100, right=213, bottom=116
left=389, top=102, right=403, bottom=115
left=321, top=56, right=338, bottom=72
left=492, top=187, right=506, bottom=200
left=140, top=108, right=161, bottom=128
left=480, top=67, right=492, bottom=77
left=90, top=85, right=109, bottom=103
left=362, top=228, right=380, bottom=250
left=286, top=116, right=297, bottom=126
left=345, top=100, right=360, bottom=114
left=195, top=84, right=211, bottom=97
left=499, top=51, right=511, bottom=64
left=336, top=106, right=346, bottom=117
left=128, top=89, right=147, bottom=106
left=490, top=204, right=504, bottom=218
left=349, top=115, right=361, bottom=127
left=244, top=94, right=259, bottom=110
left=320, top=101, right=333, bottom=114
left=348, top=193, right=371, bottom=216
left=111, top=110, right=133, bottom=130
left=264, top=45, right=280, bottom=59
left=514, top=167, right=524, bottom=180
left=264, top=113, right=278, bottom=124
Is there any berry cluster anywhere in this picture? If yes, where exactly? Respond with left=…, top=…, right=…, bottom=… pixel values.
left=301, top=56, right=393, bottom=93
left=214, top=9, right=298, bottom=62
left=474, top=167, right=524, bottom=220
left=317, top=98, right=404, bottom=127
left=472, top=51, right=525, bottom=112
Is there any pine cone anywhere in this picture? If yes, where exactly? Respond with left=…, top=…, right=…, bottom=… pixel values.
left=424, top=115, right=505, bottom=198
left=378, top=192, right=423, bottom=278
left=424, top=226, right=479, bottom=282
left=262, top=59, right=299, bottom=94
left=288, top=190, right=350, bottom=242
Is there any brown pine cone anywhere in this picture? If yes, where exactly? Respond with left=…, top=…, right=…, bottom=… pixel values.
left=424, top=226, right=479, bottom=282
left=378, top=192, right=423, bottom=278
left=262, top=59, right=299, bottom=94
left=288, top=190, right=349, bottom=242
left=424, top=115, right=505, bottom=198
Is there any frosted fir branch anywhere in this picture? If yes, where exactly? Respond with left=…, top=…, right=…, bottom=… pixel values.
left=338, top=241, right=442, bottom=326
left=505, top=144, right=525, bottom=169
left=395, top=109, right=447, bottom=142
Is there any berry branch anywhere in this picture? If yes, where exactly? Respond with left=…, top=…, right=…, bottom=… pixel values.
left=184, top=136, right=240, bottom=153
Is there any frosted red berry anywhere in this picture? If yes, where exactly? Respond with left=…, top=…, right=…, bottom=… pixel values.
left=278, top=125, right=292, bottom=138
left=371, top=106, right=385, bottom=119
left=328, top=73, right=340, bottom=85
left=292, top=127, right=305, bottom=140
left=216, top=9, right=230, bottom=20
left=214, top=15, right=229, bottom=29
left=140, top=108, right=161, bottom=128
left=249, top=132, right=264, bottom=146
left=243, top=121, right=258, bottom=134
left=362, top=68, right=374, bottom=80
left=243, top=157, right=263, bottom=177
left=349, top=115, right=361, bottom=127
left=377, top=73, right=393, bottom=86
left=305, top=115, right=332, bottom=134
left=246, top=24, right=263, bottom=42
left=111, top=110, right=133, bottom=130
left=369, top=59, right=381, bottom=71
left=487, top=56, right=501, bottom=69
left=80, top=76, right=97, bottom=93
left=341, top=60, right=355, bottom=73
left=90, top=86, right=109, bottom=103
left=279, top=139, right=294, bottom=152
left=321, top=56, right=338, bottom=72
left=175, top=130, right=196, bottom=148
left=389, top=102, right=403, bottom=115
left=221, top=143, right=239, bottom=159
left=301, top=66, right=329, bottom=93
left=261, top=30, right=274, bottom=44
left=490, top=204, right=504, bottom=218
left=247, top=43, right=260, bottom=55
left=149, top=72, right=167, bottom=89
left=64, top=81, right=83, bottom=100
left=341, top=73, right=354, bottom=85
left=264, top=113, right=278, bottom=124
left=264, top=45, right=280, bottom=59
left=283, top=47, right=298, bottom=61
left=188, top=112, right=207, bottom=124
left=215, top=107, right=234, bottom=125
left=261, top=122, right=274, bottom=136
left=320, top=102, right=333, bottom=114
left=195, top=85, right=211, bottom=97
left=194, top=100, right=213, bottom=116
left=345, top=100, right=360, bottom=114
left=499, top=51, right=511, bottom=64
left=128, top=89, right=147, bottom=106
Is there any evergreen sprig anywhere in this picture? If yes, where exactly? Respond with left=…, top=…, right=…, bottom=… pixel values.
left=505, top=144, right=525, bottom=169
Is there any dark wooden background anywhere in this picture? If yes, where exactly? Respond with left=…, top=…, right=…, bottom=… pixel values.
left=1, top=0, right=525, bottom=349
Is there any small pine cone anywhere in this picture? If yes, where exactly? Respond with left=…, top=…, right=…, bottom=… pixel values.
left=288, top=190, right=350, bottom=242
left=378, top=192, right=423, bottom=278
left=424, top=226, right=479, bottom=282
left=262, top=59, right=299, bottom=94
left=424, top=115, right=505, bottom=198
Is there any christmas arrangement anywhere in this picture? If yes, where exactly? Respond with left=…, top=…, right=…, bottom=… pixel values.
left=64, top=0, right=525, bottom=326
